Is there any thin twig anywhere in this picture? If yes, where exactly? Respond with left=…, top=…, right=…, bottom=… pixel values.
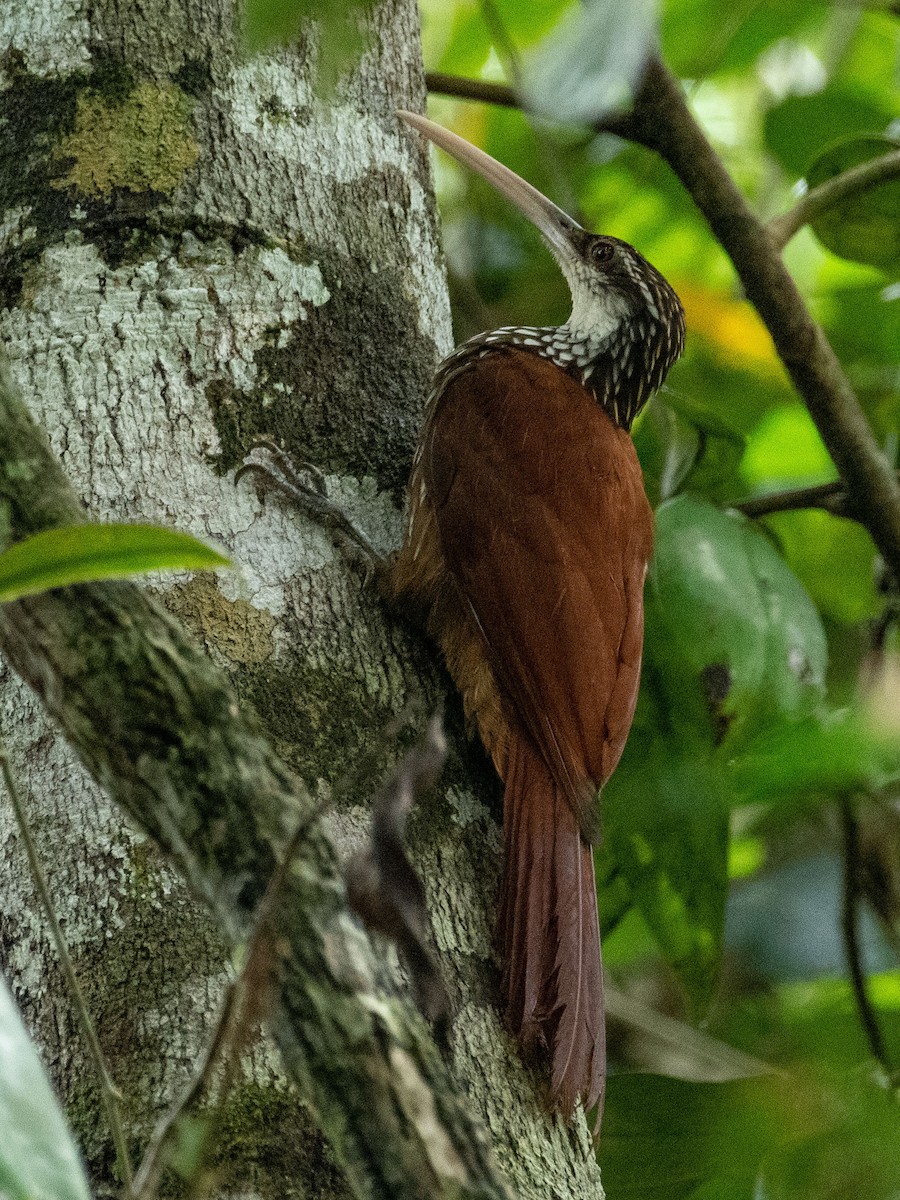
left=129, top=981, right=239, bottom=1200
left=731, top=479, right=847, bottom=518
left=423, top=71, right=636, bottom=139
left=768, top=148, right=900, bottom=250
left=425, top=72, right=518, bottom=108
left=732, top=471, right=900, bottom=520
left=131, top=794, right=329, bottom=1200
left=0, top=736, right=134, bottom=1190
left=837, top=795, right=895, bottom=1081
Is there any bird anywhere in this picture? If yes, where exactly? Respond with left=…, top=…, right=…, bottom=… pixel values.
left=389, top=111, right=685, bottom=1125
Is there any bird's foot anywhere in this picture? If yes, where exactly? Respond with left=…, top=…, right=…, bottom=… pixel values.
left=237, top=439, right=387, bottom=582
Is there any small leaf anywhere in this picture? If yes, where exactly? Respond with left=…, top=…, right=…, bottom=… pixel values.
left=0, top=974, right=91, bottom=1200
left=0, top=523, right=229, bottom=602
left=634, top=397, right=702, bottom=507
left=523, top=0, right=658, bottom=125
left=806, top=135, right=900, bottom=270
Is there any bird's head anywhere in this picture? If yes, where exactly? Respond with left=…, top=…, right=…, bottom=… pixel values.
left=398, top=110, right=685, bottom=425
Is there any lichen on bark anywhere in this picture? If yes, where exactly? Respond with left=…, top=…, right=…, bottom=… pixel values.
left=54, top=81, right=199, bottom=196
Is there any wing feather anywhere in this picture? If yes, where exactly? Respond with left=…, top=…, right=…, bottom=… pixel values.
left=425, top=348, right=653, bottom=805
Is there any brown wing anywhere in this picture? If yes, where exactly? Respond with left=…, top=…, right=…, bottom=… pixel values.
left=425, top=348, right=653, bottom=802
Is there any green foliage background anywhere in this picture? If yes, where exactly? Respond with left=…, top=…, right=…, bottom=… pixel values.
left=414, top=0, right=900, bottom=1193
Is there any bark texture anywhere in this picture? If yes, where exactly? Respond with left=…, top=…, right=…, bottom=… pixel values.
left=0, top=1, right=605, bottom=1195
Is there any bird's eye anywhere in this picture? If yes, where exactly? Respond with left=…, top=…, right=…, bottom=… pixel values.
left=591, top=241, right=615, bottom=264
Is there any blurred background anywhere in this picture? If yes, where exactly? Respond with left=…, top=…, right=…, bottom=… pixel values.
left=416, top=3, right=900, bottom=1195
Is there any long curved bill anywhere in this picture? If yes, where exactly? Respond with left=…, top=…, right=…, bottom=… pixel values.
left=397, top=110, right=582, bottom=261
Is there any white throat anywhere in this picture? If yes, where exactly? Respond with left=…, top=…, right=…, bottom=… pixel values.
left=564, top=287, right=630, bottom=346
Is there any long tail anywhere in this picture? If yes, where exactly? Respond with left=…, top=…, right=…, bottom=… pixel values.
left=496, top=733, right=605, bottom=1122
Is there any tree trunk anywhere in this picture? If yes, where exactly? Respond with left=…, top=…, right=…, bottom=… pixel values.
left=0, top=2, right=604, bottom=1196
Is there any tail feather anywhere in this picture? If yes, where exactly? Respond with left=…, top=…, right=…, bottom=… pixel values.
left=497, top=734, right=605, bottom=1122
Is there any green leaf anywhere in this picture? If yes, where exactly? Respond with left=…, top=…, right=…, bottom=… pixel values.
left=741, top=404, right=833, bottom=488
left=0, top=974, right=91, bottom=1200
left=523, top=0, right=658, bottom=125
left=660, top=0, right=821, bottom=79
left=764, top=1069, right=900, bottom=1200
left=433, top=6, right=492, bottom=78
left=762, top=509, right=880, bottom=626
left=598, top=496, right=828, bottom=1007
left=600, top=1074, right=781, bottom=1200
left=732, top=711, right=900, bottom=806
left=806, top=136, right=900, bottom=270
left=633, top=397, right=703, bottom=507
left=484, top=0, right=578, bottom=52
left=0, top=524, right=229, bottom=603
left=649, top=496, right=827, bottom=746
left=635, top=392, right=747, bottom=508
left=764, top=88, right=895, bottom=177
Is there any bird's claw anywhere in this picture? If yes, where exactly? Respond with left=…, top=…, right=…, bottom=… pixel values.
left=236, top=440, right=386, bottom=582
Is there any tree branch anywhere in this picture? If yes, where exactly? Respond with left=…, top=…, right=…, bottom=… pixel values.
left=731, top=479, right=848, bottom=518
left=837, top=795, right=895, bottom=1080
left=626, top=56, right=900, bottom=582
left=768, top=147, right=900, bottom=250
left=0, top=361, right=511, bottom=1200
left=424, top=72, right=637, bottom=139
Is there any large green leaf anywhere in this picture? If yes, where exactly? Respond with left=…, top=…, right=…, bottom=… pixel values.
left=0, top=524, right=229, bottom=602
left=806, top=136, right=900, bottom=271
left=648, top=496, right=827, bottom=747
left=599, top=496, right=827, bottom=1008
left=0, top=975, right=91, bottom=1200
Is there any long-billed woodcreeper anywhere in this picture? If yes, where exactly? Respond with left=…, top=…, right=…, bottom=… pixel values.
left=391, top=112, right=685, bottom=1122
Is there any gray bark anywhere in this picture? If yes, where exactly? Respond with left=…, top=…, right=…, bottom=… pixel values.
left=0, top=1, right=604, bottom=1196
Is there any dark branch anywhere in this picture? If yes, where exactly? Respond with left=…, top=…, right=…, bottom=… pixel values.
left=731, top=479, right=847, bottom=518
left=424, top=71, right=637, bottom=140
left=838, top=796, right=894, bottom=1079
left=425, top=72, right=518, bottom=108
